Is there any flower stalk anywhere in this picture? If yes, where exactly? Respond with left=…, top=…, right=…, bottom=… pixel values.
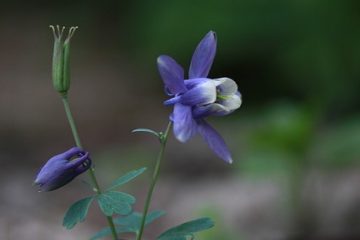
left=61, top=95, right=118, bottom=240
left=136, top=121, right=172, bottom=240
left=49, top=25, right=119, bottom=239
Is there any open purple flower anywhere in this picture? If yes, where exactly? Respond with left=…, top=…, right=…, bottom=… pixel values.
left=157, top=31, right=241, bottom=163
left=34, top=147, right=91, bottom=191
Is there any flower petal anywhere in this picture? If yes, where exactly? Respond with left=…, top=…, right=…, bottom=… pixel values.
left=74, top=158, right=92, bottom=175
left=192, top=103, right=230, bottom=118
left=59, top=147, right=84, bottom=159
left=172, top=103, right=197, bottom=142
left=184, top=78, right=208, bottom=89
left=214, top=77, right=238, bottom=95
left=157, top=55, right=187, bottom=94
left=197, top=120, right=233, bottom=163
left=180, top=80, right=216, bottom=106
left=189, top=31, right=217, bottom=78
left=219, top=91, right=242, bottom=111
left=164, top=95, right=181, bottom=106
left=67, top=152, right=90, bottom=168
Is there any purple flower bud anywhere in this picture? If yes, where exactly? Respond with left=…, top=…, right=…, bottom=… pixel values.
left=34, top=147, right=91, bottom=191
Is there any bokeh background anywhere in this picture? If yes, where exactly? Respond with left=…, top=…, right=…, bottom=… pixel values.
left=0, top=0, right=359, bottom=239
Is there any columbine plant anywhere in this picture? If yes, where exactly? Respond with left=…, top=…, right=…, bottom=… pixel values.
left=135, top=30, right=241, bottom=240
left=35, top=26, right=143, bottom=240
left=35, top=27, right=241, bottom=240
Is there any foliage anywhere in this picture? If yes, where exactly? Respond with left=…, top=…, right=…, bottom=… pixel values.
left=107, top=167, right=147, bottom=191
left=157, top=218, right=214, bottom=240
left=97, top=191, right=135, bottom=216
left=62, top=168, right=146, bottom=230
left=91, top=210, right=165, bottom=240
left=63, top=196, right=94, bottom=230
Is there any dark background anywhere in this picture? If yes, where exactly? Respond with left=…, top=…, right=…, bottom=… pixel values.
left=0, top=0, right=359, bottom=239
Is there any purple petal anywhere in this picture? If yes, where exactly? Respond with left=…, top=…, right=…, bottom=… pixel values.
left=59, top=147, right=84, bottom=159
left=192, top=103, right=230, bottom=118
left=197, top=120, right=233, bottom=163
left=180, top=80, right=216, bottom=106
left=172, top=103, right=197, bottom=142
left=67, top=152, right=90, bottom=168
left=184, top=78, right=208, bottom=89
left=74, top=158, right=92, bottom=175
left=164, top=95, right=181, bottom=106
left=189, top=31, right=217, bottom=79
left=157, top=55, right=187, bottom=94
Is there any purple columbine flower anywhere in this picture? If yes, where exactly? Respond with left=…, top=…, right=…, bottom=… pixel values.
left=157, top=31, right=242, bottom=163
left=34, top=147, right=91, bottom=191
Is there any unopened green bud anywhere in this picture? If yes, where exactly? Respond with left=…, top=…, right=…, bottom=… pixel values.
left=50, top=25, right=78, bottom=95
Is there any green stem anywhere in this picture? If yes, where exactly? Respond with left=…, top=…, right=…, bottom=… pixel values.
left=136, top=121, right=172, bottom=240
left=62, top=95, right=118, bottom=240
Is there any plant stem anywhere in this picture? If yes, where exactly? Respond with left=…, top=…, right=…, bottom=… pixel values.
left=136, top=121, right=172, bottom=240
left=62, top=95, right=118, bottom=240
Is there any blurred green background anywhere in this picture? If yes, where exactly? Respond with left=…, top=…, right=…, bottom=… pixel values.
left=0, top=0, right=359, bottom=239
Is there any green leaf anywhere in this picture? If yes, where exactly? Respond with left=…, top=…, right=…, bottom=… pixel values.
left=132, top=128, right=160, bottom=138
left=107, top=167, right=147, bottom=191
left=97, top=191, right=135, bottom=216
left=90, top=225, right=133, bottom=240
left=90, top=226, right=113, bottom=240
left=63, top=196, right=94, bottom=230
left=157, top=217, right=214, bottom=240
left=114, top=210, right=166, bottom=231
left=144, top=210, right=166, bottom=225
left=91, top=210, right=165, bottom=240
left=91, top=210, right=166, bottom=239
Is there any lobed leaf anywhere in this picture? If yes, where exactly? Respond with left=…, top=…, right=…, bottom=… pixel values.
left=91, top=210, right=165, bottom=239
left=107, top=167, right=146, bottom=191
left=90, top=225, right=133, bottom=240
left=97, top=191, right=135, bottom=216
left=63, top=196, right=94, bottom=230
left=114, top=210, right=166, bottom=232
left=157, top=217, right=214, bottom=240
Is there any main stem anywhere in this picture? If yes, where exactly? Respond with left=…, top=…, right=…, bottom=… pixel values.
left=62, top=95, right=118, bottom=240
left=136, top=121, right=172, bottom=240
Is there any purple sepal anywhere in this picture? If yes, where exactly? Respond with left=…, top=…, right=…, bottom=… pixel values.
left=157, top=55, right=187, bottom=95
left=197, top=120, right=233, bottom=163
left=172, top=103, right=197, bottom=142
left=189, top=31, right=217, bottom=79
left=34, top=147, right=91, bottom=191
left=164, top=95, right=181, bottom=106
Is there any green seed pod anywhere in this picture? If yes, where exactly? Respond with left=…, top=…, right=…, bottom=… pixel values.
left=50, top=25, right=78, bottom=95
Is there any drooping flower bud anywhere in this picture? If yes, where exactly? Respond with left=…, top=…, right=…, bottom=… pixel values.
left=50, top=25, right=78, bottom=95
left=34, top=147, right=91, bottom=192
